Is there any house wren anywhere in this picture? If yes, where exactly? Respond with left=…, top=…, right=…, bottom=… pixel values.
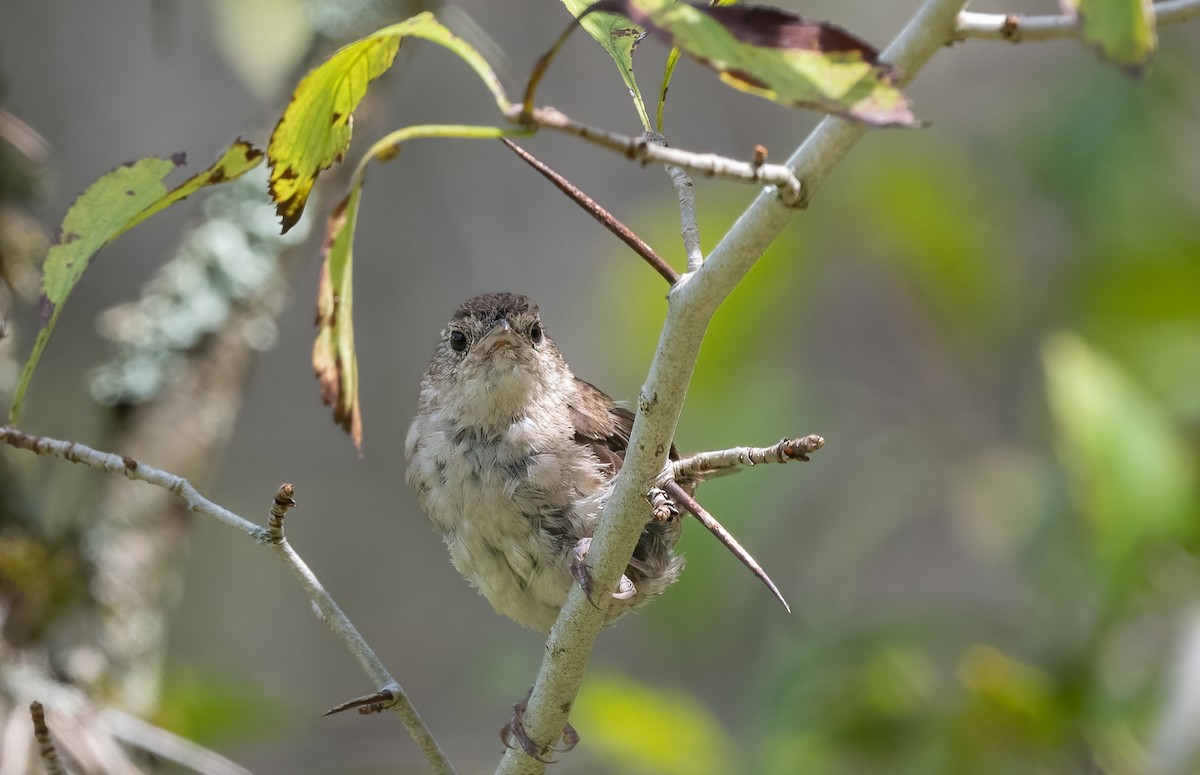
left=405, top=292, right=685, bottom=634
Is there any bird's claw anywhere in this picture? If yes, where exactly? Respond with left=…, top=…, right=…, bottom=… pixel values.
left=646, top=486, right=678, bottom=523
left=570, top=536, right=638, bottom=606
left=501, top=688, right=579, bottom=763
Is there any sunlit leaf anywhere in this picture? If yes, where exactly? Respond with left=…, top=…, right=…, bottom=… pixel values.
left=267, top=12, right=510, bottom=233
left=1061, top=0, right=1157, bottom=74
left=575, top=673, right=734, bottom=775
left=560, top=0, right=651, bottom=129
left=594, top=0, right=918, bottom=126
left=1043, top=333, right=1198, bottom=591
left=314, top=185, right=364, bottom=453
left=9, top=140, right=264, bottom=423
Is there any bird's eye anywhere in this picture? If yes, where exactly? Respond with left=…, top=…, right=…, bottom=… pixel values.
left=449, top=330, right=468, bottom=352
left=529, top=322, right=543, bottom=344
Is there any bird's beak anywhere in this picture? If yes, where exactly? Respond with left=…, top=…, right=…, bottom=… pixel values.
left=479, top=319, right=519, bottom=355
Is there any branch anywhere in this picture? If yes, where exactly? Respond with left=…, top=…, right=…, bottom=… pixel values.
left=30, top=702, right=65, bottom=775
left=514, top=106, right=803, bottom=205
left=647, top=131, right=705, bottom=274
left=667, top=435, right=825, bottom=482
left=955, top=0, right=1200, bottom=41
left=494, top=1, right=969, bottom=772
left=499, top=139, right=679, bottom=284
left=0, top=427, right=456, bottom=775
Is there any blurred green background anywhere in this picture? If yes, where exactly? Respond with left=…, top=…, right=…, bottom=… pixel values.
left=2, top=0, right=1199, bottom=773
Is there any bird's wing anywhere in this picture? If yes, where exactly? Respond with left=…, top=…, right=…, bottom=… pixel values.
left=568, top=378, right=635, bottom=475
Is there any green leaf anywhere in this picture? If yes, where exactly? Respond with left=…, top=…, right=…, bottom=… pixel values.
left=9, top=140, right=264, bottom=423
left=267, top=12, right=511, bottom=233
left=594, top=0, right=918, bottom=127
left=314, top=185, right=363, bottom=453
left=575, top=673, right=734, bottom=775
left=560, top=0, right=651, bottom=129
left=657, top=0, right=739, bottom=132
left=1043, top=333, right=1198, bottom=593
left=1062, top=0, right=1157, bottom=74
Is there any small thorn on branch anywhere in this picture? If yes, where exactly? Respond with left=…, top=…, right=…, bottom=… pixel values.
left=323, top=688, right=399, bottom=717
left=662, top=480, right=790, bottom=612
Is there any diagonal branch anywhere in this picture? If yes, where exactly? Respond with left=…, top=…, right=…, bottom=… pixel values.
left=499, top=139, right=679, bottom=284
left=955, top=0, right=1200, bottom=41
left=494, top=1, right=969, bottom=773
left=0, top=426, right=456, bottom=775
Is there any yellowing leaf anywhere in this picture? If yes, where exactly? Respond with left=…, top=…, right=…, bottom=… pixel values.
left=1061, top=0, right=1157, bottom=74
left=657, top=0, right=739, bottom=131
left=560, top=0, right=651, bottom=129
left=594, top=0, right=918, bottom=127
left=267, top=12, right=510, bottom=233
left=10, top=140, right=264, bottom=423
left=311, top=123, right=526, bottom=451
left=314, top=186, right=364, bottom=453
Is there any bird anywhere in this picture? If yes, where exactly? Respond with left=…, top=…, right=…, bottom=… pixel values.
left=405, top=291, right=686, bottom=636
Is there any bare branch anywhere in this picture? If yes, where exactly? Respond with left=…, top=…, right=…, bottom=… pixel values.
left=662, top=480, right=789, bottom=612
left=668, top=435, right=825, bottom=482
left=103, top=708, right=252, bottom=775
left=514, top=106, right=803, bottom=205
left=494, top=1, right=969, bottom=773
left=955, top=0, right=1200, bottom=41
left=0, top=428, right=456, bottom=775
left=499, top=139, right=679, bottom=284
left=30, top=702, right=65, bottom=775
left=645, top=131, right=705, bottom=274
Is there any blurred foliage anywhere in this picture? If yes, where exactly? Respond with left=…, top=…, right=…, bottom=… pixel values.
left=591, top=33, right=1200, bottom=775
left=575, top=672, right=735, bottom=775
left=154, top=666, right=292, bottom=746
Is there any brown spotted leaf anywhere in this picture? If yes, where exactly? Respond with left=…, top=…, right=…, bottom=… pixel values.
left=313, top=185, right=364, bottom=452
left=593, top=0, right=918, bottom=127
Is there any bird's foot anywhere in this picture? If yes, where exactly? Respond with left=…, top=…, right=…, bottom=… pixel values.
left=646, top=486, right=679, bottom=523
left=570, top=536, right=637, bottom=608
left=501, top=687, right=579, bottom=763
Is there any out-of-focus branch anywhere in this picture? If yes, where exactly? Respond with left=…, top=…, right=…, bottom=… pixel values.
left=30, top=701, right=65, bottom=775
left=955, top=0, right=1200, bottom=41
left=0, top=428, right=456, bottom=775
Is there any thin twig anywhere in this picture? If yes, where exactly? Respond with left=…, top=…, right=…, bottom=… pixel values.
left=668, top=435, right=825, bottom=483
left=645, top=131, right=704, bottom=274
left=662, top=480, right=789, bottom=612
left=514, top=106, right=803, bottom=205
left=0, top=427, right=456, bottom=775
left=499, top=139, right=679, bottom=284
left=30, top=702, right=65, bottom=775
left=955, top=0, right=1200, bottom=41
left=264, top=483, right=456, bottom=775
